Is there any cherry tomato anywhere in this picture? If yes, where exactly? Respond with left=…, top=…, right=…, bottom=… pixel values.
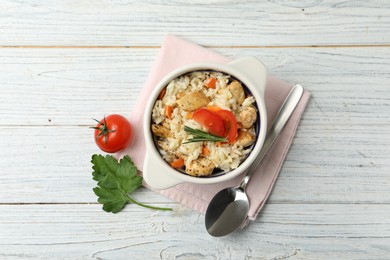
left=193, top=108, right=225, bottom=137
left=92, top=114, right=133, bottom=153
left=214, top=109, right=238, bottom=143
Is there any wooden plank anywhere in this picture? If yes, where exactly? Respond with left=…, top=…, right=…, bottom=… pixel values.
left=0, top=0, right=389, bottom=46
left=0, top=47, right=389, bottom=203
left=0, top=47, right=389, bottom=126
left=0, top=204, right=389, bottom=259
left=0, top=1, right=388, bottom=258
left=0, top=124, right=388, bottom=204
left=0, top=48, right=153, bottom=126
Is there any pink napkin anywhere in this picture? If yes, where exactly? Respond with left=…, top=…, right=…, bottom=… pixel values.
left=118, top=35, right=310, bottom=225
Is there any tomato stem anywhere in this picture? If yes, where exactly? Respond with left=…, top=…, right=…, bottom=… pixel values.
left=91, top=117, right=116, bottom=144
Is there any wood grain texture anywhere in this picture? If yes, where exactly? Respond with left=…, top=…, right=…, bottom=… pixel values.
left=0, top=48, right=389, bottom=205
left=1, top=124, right=389, bottom=204
left=0, top=204, right=389, bottom=259
left=0, top=0, right=389, bottom=46
left=1, top=47, right=389, bottom=126
left=1, top=0, right=390, bottom=258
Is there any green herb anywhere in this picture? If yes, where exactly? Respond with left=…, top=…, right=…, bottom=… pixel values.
left=91, top=154, right=172, bottom=213
left=183, top=126, right=227, bottom=143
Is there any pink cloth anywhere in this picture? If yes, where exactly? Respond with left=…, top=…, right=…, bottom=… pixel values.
left=118, top=35, right=310, bottom=225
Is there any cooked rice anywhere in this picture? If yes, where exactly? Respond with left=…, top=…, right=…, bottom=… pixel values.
left=151, top=71, right=256, bottom=175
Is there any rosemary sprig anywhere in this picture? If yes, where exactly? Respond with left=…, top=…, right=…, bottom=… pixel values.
left=183, top=126, right=227, bottom=143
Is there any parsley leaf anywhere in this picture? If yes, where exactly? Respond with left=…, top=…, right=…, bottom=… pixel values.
left=91, top=154, right=172, bottom=213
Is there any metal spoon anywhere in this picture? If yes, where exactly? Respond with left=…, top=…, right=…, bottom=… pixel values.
left=205, top=84, right=304, bottom=237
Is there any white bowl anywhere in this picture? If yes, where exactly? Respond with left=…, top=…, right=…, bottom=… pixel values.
left=143, top=57, right=267, bottom=189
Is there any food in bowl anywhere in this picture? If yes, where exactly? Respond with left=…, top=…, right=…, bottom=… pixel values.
left=151, top=71, right=259, bottom=177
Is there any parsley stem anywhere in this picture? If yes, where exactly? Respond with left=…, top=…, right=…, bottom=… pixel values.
left=127, top=196, right=172, bottom=211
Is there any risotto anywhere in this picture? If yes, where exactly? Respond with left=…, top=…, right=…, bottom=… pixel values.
left=151, top=71, right=258, bottom=177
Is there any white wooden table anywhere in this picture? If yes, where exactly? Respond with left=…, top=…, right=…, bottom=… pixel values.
left=1, top=1, right=389, bottom=259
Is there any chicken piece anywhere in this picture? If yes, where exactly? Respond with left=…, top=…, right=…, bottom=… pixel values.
left=151, top=124, right=170, bottom=138
left=228, top=80, right=245, bottom=105
left=176, top=91, right=185, bottom=99
left=177, top=91, right=210, bottom=111
left=235, top=129, right=256, bottom=147
left=185, top=158, right=215, bottom=177
left=239, top=106, right=257, bottom=128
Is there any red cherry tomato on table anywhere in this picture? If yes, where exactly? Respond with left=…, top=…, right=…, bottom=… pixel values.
left=214, top=109, right=238, bottom=143
left=92, top=114, right=133, bottom=153
left=192, top=108, right=225, bottom=137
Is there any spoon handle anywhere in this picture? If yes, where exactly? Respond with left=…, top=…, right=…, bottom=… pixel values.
left=239, top=84, right=304, bottom=189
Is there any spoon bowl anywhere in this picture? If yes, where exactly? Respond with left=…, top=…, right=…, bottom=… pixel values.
left=205, top=84, right=304, bottom=237
left=205, top=187, right=249, bottom=237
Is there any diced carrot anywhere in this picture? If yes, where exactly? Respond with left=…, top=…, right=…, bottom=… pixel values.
left=205, top=77, right=217, bottom=89
left=186, top=112, right=193, bottom=119
left=207, top=105, right=222, bottom=113
left=202, top=146, right=210, bottom=156
left=170, top=158, right=184, bottom=168
left=158, top=88, right=167, bottom=100
left=165, top=105, right=173, bottom=119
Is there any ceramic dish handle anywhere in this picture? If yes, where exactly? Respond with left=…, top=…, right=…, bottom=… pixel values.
left=143, top=152, right=183, bottom=189
left=227, top=57, right=267, bottom=94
